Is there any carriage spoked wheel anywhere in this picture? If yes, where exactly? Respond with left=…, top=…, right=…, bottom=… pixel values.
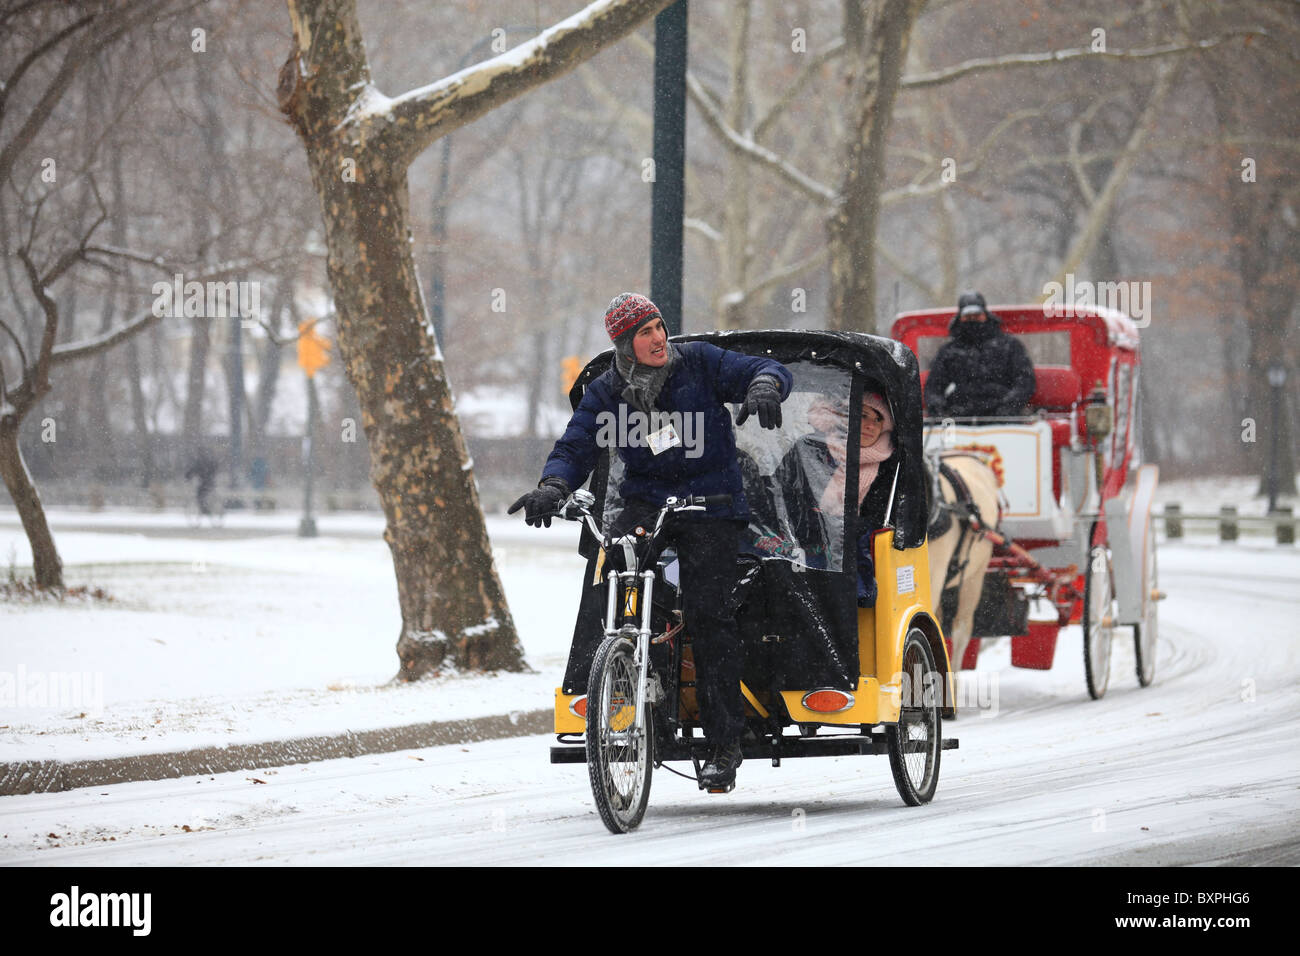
left=887, top=629, right=942, bottom=806
left=1082, top=538, right=1117, bottom=700
left=585, top=634, right=653, bottom=834
left=1134, top=514, right=1158, bottom=687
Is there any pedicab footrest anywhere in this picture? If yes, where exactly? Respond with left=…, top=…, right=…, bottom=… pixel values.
left=551, top=735, right=958, bottom=764
left=551, top=746, right=589, bottom=764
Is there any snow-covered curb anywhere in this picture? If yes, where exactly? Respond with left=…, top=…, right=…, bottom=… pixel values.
left=1, top=707, right=550, bottom=795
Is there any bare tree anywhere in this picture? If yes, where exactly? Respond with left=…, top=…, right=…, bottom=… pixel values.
left=277, top=0, right=676, bottom=679
left=0, top=0, right=185, bottom=585
left=1196, top=0, right=1299, bottom=495
left=826, top=0, right=927, bottom=331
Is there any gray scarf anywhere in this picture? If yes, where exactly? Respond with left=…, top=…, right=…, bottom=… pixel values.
left=614, top=343, right=679, bottom=414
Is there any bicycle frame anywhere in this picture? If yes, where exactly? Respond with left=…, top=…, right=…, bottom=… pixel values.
left=564, top=491, right=711, bottom=748
left=601, top=565, right=657, bottom=745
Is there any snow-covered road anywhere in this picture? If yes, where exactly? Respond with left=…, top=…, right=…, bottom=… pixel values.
left=3, top=541, right=1297, bottom=865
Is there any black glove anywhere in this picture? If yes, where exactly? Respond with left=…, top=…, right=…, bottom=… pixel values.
left=734, top=375, right=784, bottom=429
left=507, top=477, right=570, bottom=527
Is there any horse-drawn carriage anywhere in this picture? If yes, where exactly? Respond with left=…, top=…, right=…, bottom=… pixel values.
left=891, top=304, right=1162, bottom=699
left=546, top=330, right=958, bottom=833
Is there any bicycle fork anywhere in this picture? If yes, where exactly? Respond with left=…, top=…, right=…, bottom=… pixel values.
left=603, top=568, right=657, bottom=742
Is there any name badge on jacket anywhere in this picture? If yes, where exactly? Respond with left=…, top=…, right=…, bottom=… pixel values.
left=646, top=423, right=681, bottom=455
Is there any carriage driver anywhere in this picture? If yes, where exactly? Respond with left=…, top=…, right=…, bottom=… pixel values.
left=924, top=291, right=1035, bottom=418
left=509, top=293, right=792, bottom=791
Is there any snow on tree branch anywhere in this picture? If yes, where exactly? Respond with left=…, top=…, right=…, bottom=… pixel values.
left=900, top=29, right=1269, bottom=90
left=363, top=0, right=675, bottom=165
left=685, top=70, right=836, bottom=206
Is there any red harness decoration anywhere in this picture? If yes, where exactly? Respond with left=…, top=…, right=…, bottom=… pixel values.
left=948, top=444, right=1005, bottom=487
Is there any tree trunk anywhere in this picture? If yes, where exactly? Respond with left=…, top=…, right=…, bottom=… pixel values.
left=195, top=58, right=246, bottom=488
left=827, top=0, right=925, bottom=332
left=278, top=6, right=520, bottom=677
left=250, top=274, right=289, bottom=469
left=225, top=318, right=245, bottom=487
left=278, top=0, right=672, bottom=677
left=0, top=419, right=62, bottom=588
left=125, top=336, right=153, bottom=487
left=90, top=145, right=131, bottom=479
left=181, top=316, right=211, bottom=465
left=303, top=156, right=524, bottom=676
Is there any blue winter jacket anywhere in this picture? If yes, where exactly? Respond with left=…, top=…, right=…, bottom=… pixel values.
left=541, top=342, right=792, bottom=521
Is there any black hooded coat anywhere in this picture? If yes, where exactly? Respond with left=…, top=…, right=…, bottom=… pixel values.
left=923, top=312, right=1036, bottom=417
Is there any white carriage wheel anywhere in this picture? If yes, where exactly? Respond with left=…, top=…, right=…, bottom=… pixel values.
left=1082, top=539, right=1116, bottom=700
left=1134, top=514, right=1158, bottom=687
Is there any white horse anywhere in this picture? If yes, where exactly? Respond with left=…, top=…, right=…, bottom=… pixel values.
left=926, top=453, right=1001, bottom=693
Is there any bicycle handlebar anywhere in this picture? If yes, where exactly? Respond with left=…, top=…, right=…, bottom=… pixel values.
left=544, top=491, right=734, bottom=537
left=687, top=494, right=733, bottom=509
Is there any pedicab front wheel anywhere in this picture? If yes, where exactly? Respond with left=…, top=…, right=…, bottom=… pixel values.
left=887, top=629, right=942, bottom=806
left=585, top=634, right=653, bottom=834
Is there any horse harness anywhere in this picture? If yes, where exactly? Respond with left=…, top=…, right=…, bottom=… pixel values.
left=929, top=456, right=1001, bottom=599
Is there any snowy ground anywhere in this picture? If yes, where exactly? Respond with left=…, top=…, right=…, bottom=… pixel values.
left=1, top=498, right=1298, bottom=864
left=1, top=510, right=581, bottom=761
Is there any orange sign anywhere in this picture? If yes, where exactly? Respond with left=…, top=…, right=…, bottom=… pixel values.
left=297, top=319, right=332, bottom=378
left=561, top=355, right=582, bottom=395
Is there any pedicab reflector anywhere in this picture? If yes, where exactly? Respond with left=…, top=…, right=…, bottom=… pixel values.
left=801, top=689, right=855, bottom=713
left=569, top=696, right=588, bottom=720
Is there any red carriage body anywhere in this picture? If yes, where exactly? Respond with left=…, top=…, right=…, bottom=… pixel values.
left=891, top=304, right=1160, bottom=695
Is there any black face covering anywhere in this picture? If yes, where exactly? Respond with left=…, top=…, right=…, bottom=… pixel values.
left=952, top=315, right=997, bottom=343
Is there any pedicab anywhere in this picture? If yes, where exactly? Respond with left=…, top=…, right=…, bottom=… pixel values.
left=544, top=330, right=958, bottom=833
left=890, top=304, right=1162, bottom=699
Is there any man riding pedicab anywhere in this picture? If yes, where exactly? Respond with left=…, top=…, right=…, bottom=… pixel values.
left=510, top=293, right=792, bottom=792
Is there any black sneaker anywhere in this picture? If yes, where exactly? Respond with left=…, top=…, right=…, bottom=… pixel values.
left=700, top=739, right=744, bottom=791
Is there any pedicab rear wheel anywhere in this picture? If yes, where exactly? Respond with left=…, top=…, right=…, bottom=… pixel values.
left=586, top=634, right=653, bottom=834
left=1083, top=539, right=1116, bottom=700
left=887, top=629, right=942, bottom=806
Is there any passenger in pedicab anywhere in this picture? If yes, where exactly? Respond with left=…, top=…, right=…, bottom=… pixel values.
left=767, top=390, right=899, bottom=608
left=509, top=293, right=793, bottom=791
left=924, top=290, right=1035, bottom=418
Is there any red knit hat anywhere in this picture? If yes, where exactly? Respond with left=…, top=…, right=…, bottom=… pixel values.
left=604, top=293, right=661, bottom=342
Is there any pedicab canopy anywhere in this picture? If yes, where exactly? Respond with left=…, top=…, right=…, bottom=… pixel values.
left=560, top=329, right=930, bottom=694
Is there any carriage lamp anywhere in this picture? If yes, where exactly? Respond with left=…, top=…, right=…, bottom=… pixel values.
left=1084, top=384, right=1112, bottom=441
